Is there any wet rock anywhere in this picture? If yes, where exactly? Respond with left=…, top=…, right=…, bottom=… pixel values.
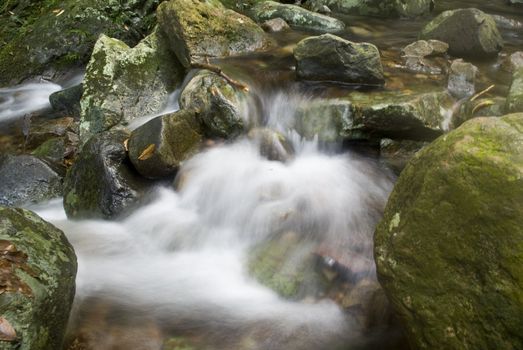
left=419, top=8, right=503, bottom=58
left=251, top=1, right=345, bottom=33
left=261, top=18, right=291, bottom=32
left=447, top=59, right=478, bottom=99
left=128, top=110, right=203, bottom=179
left=79, top=29, right=182, bottom=143
left=455, top=97, right=507, bottom=128
left=508, top=51, right=523, bottom=72
left=380, top=139, right=428, bottom=175
left=294, top=34, right=384, bottom=86
left=247, top=128, right=294, bottom=162
left=506, top=68, right=523, bottom=113
left=0, top=0, right=162, bottom=86
left=157, top=0, right=272, bottom=68
left=491, top=14, right=523, bottom=30
left=375, top=113, right=523, bottom=350
left=179, top=70, right=247, bottom=139
left=31, top=137, right=66, bottom=165
left=63, top=130, right=151, bottom=219
left=401, top=40, right=449, bottom=75
left=49, top=84, right=83, bottom=119
left=0, top=206, right=77, bottom=350
left=0, top=155, right=63, bottom=207
left=401, top=40, right=448, bottom=57
left=305, top=0, right=433, bottom=18
left=25, top=117, right=76, bottom=150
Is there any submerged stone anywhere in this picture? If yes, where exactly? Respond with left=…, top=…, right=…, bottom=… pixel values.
left=63, top=130, right=151, bottom=219
left=419, top=8, right=503, bottom=58
left=379, top=138, right=428, bottom=175
left=294, top=34, right=384, bottom=86
left=251, top=1, right=345, bottom=33
left=157, top=0, right=272, bottom=68
left=79, top=29, right=182, bottom=142
left=0, top=206, right=77, bottom=350
left=128, top=110, right=203, bottom=179
left=179, top=70, right=248, bottom=139
left=0, top=155, right=63, bottom=207
left=375, top=113, right=523, bottom=350
left=247, top=128, right=295, bottom=162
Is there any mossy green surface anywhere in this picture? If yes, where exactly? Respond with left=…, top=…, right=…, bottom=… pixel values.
left=375, top=113, right=523, bottom=349
left=506, top=68, right=523, bottom=113
left=0, top=206, right=77, bottom=350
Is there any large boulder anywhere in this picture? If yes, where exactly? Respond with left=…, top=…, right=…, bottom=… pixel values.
left=375, top=113, right=523, bottom=349
left=294, top=34, right=384, bottom=86
left=506, top=68, right=523, bottom=113
left=419, top=8, right=503, bottom=58
left=79, top=29, right=182, bottom=142
left=306, top=0, right=433, bottom=18
left=0, top=0, right=162, bottom=86
left=250, top=1, right=345, bottom=33
left=0, top=155, right=63, bottom=207
left=128, top=110, right=203, bottom=179
left=63, top=130, right=151, bottom=219
left=157, top=0, right=272, bottom=68
left=0, top=206, right=77, bottom=350
left=179, top=70, right=248, bottom=139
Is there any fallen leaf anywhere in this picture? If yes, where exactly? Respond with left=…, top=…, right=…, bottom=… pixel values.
left=0, top=317, right=16, bottom=342
left=138, top=144, right=156, bottom=161
left=123, top=138, right=129, bottom=152
left=472, top=100, right=495, bottom=115
left=55, top=9, right=65, bottom=16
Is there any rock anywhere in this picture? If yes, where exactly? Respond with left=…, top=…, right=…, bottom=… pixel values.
left=49, top=84, right=83, bottom=119
left=157, top=0, right=272, bottom=68
left=63, top=130, right=151, bottom=219
left=447, top=59, right=478, bottom=99
left=247, top=128, right=294, bottom=162
left=250, top=1, right=345, bottom=33
left=401, top=40, right=449, bottom=75
left=380, top=139, right=428, bottom=175
left=179, top=70, right=247, bottom=139
left=79, top=29, right=182, bottom=143
left=0, top=155, right=63, bottom=207
left=25, top=117, right=76, bottom=150
left=0, top=206, right=77, bottom=350
left=508, top=51, right=523, bottom=72
left=491, top=14, right=523, bottom=30
left=0, top=0, right=162, bottom=86
left=375, top=113, right=523, bottom=350
left=455, top=97, right=507, bottom=128
left=419, top=8, right=503, bottom=58
left=305, top=0, right=433, bottom=18
left=401, top=40, right=448, bottom=57
left=506, top=68, right=523, bottom=113
left=294, top=34, right=384, bottom=86
left=261, top=18, right=291, bottom=32
left=31, top=137, right=66, bottom=165
left=128, top=110, right=203, bottom=179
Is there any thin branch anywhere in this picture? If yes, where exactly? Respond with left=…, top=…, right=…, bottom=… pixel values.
left=191, top=62, right=250, bottom=92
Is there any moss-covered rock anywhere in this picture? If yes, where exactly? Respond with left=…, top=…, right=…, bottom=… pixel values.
left=128, top=110, right=203, bottom=179
left=0, top=155, right=63, bottom=207
left=419, top=8, right=503, bottom=58
left=179, top=70, right=247, bottom=139
left=294, top=34, right=384, bottom=86
left=506, top=67, right=523, bottom=113
left=375, top=113, right=523, bottom=349
left=31, top=137, right=66, bottom=165
left=305, top=0, right=433, bottom=18
left=79, top=28, right=182, bottom=143
left=63, top=129, right=151, bottom=219
left=0, top=206, right=77, bottom=350
left=157, top=0, right=272, bottom=68
left=250, top=1, right=345, bottom=33
left=0, top=0, right=164, bottom=86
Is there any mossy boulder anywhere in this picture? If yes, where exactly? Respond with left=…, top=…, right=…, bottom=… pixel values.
left=179, top=70, right=247, bottom=139
left=506, top=67, right=523, bottom=113
left=419, top=8, right=503, bottom=58
left=294, top=34, right=384, bottom=86
left=375, top=113, right=523, bottom=349
left=250, top=1, right=345, bottom=33
left=0, top=155, right=63, bottom=207
left=0, top=206, right=77, bottom=350
left=79, top=28, right=182, bottom=143
left=128, top=110, right=203, bottom=179
left=63, top=129, right=151, bottom=219
left=305, top=0, right=433, bottom=18
left=157, top=0, right=272, bottom=68
left=0, top=0, right=163, bottom=86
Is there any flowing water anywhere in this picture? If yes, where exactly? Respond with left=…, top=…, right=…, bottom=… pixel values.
left=2, top=1, right=523, bottom=349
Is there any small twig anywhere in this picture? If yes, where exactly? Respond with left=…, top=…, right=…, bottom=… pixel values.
left=191, top=62, right=250, bottom=92
left=470, top=84, right=495, bottom=102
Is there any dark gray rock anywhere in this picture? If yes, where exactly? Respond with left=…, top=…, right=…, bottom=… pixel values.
left=0, top=155, right=63, bottom=207
left=294, top=34, right=384, bottom=86
left=49, top=84, right=83, bottom=119
left=447, top=59, right=478, bottom=99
